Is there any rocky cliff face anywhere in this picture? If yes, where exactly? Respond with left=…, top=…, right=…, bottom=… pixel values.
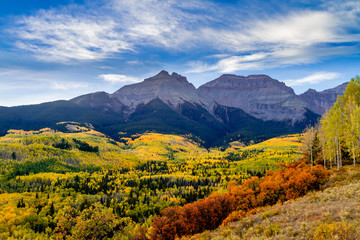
left=300, top=82, right=348, bottom=115
left=1, top=70, right=346, bottom=146
left=71, top=72, right=346, bottom=125
left=112, top=70, right=215, bottom=113
left=198, top=74, right=309, bottom=123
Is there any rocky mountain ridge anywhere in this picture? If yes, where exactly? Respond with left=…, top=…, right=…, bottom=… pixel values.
left=198, top=74, right=309, bottom=123
left=112, top=70, right=215, bottom=114
left=72, top=71, right=346, bottom=123
left=0, top=70, right=347, bottom=146
left=299, top=82, right=348, bottom=115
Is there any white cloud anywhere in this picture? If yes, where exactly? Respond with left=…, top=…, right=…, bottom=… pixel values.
left=199, top=11, right=340, bottom=52
left=12, top=0, right=210, bottom=62
left=284, top=72, right=340, bottom=86
left=14, top=9, right=132, bottom=62
left=188, top=9, right=359, bottom=73
left=126, top=60, right=142, bottom=65
left=98, top=74, right=141, bottom=83
left=250, top=11, right=338, bottom=45
left=52, top=81, right=88, bottom=90
left=9, top=0, right=360, bottom=69
left=110, top=0, right=211, bottom=48
left=187, top=53, right=268, bottom=73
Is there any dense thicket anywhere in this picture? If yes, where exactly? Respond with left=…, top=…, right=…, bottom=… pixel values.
left=150, top=161, right=330, bottom=239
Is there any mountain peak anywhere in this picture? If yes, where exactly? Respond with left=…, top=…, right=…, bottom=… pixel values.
left=218, top=74, right=271, bottom=79
left=112, top=71, right=214, bottom=113
left=198, top=73, right=306, bottom=122
left=144, top=70, right=170, bottom=81
left=156, top=70, right=170, bottom=77
left=300, top=82, right=348, bottom=115
left=144, top=70, right=189, bottom=84
left=171, top=72, right=188, bottom=83
left=247, top=74, right=273, bottom=79
left=303, top=88, right=318, bottom=94
left=201, top=74, right=291, bottom=93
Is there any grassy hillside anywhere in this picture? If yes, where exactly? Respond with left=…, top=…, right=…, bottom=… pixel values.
left=0, top=125, right=301, bottom=177
left=0, top=126, right=302, bottom=239
left=184, top=166, right=360, bottom=240
left=0, top=127, right=142, bottom=171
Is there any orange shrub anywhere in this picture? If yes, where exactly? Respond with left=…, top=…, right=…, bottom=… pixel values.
left=150, top=162, right=331, bottom=240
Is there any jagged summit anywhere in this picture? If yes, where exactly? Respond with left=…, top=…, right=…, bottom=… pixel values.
left=112, top=70, right=214, bottom=112
left=144, top=70, right=170, bottom=81
left=143, top=70, right=191, bottom=85
left=300, top=82, right=349, bottom=115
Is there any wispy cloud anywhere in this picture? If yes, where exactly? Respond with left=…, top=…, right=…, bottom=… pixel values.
left=11, top=0, right=210, bottom=62
left=8, top=0, right=360, bottom=70
left=98, top=74, right=141, bottom=83
left=188, top=53, right=268, bottom=73
left=13, top=9, right=132, bottom=62
left=52, top=81, right=88, bottom=90
left=110, top=0, right=214, bottom=48
left=284, top=72, right=340, bottom=86
left=188, top=8, right=360, bottom=73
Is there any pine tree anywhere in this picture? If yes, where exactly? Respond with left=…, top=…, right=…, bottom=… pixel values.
left=50, top=202, right=55, bottom=216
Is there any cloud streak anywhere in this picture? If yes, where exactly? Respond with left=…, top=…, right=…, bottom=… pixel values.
left=284, top=72, right=341, bottom=86
left=13, top=9, right=132, bottom=62
left=98, top=74, right=141, bottom=83
left=8, top=0, right=360, bottom=72
left=188, top=8, right=360, bottom=73
left=11, top=0, right=211, bottom=62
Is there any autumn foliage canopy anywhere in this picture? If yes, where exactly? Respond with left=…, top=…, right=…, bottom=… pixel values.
left=151, top=161, right=330, bottom=239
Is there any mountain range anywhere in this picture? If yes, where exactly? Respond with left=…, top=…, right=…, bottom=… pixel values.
left=0, top=71, right=347, bottom=146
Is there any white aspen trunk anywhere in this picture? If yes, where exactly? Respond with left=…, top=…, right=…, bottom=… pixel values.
left=339, top=139, right=342, bottom=168
left=329, top=145, right=332, bottom=169
left=353, top=144, right=356, bottom=167
left=322, top=142, right=326, bottom=169
left=336, top=136, right=340, bottom=171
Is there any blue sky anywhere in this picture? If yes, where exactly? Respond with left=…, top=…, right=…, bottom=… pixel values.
left=0, top=0, right=359, bottom=106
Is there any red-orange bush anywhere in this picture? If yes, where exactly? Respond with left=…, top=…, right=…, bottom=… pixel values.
left=150, top=193, right=235, bottom=240
left=150, top=162, right=331, bottom=240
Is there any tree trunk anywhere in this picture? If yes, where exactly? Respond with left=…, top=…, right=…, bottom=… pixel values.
left=329, top=145, right=332, bottom=169
left=322, top=142, right=326, bottom=169
left=339, top=139, right=342, bottom=168
left=335, top=136, right=340, bottom=171
left=353, top=143, right=356, bottom=167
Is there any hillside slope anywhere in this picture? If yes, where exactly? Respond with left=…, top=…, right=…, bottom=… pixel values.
left=184, top=166, right=360, bottom=240
left=0, top=126, right=302, bottom=172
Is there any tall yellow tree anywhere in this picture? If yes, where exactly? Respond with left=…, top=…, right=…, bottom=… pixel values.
left=316, top=76, right=360, bottom=169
